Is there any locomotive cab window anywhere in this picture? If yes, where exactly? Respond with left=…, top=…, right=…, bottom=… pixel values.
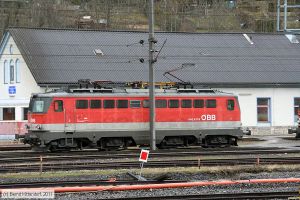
left=182, top=99, right=192, bottom=108
left=194, top=99, right=204, bottom=108
left=130, top=100, right=141, bottom=108
left=34, top=101, right=44, bottom=112
left=90, top=100, right=101, bottom=109
left=156, top=99, right=167, bottom=108
left=29, top=97, right=52, bottom=113
left=54, top=100, right=63, bottom=112
left=227, top=99, right=235, bottom=111
left=76, top=100, right=88, bottom=109
left=169, top=99, right=179, bottom=108
left=117, top=100, right=128, bottom=108
left=206, top=99, right=216, bottom=108
left=104, top=100, right=115, bottom=108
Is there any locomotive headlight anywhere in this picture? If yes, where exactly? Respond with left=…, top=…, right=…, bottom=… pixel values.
left=35, top=124, right=41, bottom=129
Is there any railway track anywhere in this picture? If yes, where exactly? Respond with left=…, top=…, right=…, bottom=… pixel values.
left=1, top=157, right=300, bottom=173
left=0, top=149, right=299, bottom=166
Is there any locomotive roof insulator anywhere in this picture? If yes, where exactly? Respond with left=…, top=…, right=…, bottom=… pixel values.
left=70, top=88, right=113, bottom=93
left=78, top=79, right=92, bottom=89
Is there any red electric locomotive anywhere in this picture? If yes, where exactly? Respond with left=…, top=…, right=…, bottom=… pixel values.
left=24, top=82, right=246, bottom=151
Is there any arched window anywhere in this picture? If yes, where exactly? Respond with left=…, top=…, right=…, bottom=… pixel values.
left=9, top=44, right=13, bottom=55
left=9, top=59, right=14, bottom=83
left=15, top=59, right=20, bottom=83
left=3, top=60, right=9, bottom=84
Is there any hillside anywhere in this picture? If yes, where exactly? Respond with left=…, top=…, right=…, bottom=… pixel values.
left=0, top=0, right=299, bottom=37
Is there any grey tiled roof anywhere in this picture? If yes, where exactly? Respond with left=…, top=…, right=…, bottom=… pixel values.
left=8, top=28, right=300, bottom=86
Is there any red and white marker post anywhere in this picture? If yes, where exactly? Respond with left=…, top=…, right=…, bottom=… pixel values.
left=138, top=149, right=149, bottom=180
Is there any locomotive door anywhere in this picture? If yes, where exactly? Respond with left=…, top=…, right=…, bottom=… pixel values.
left=64, top=100, right=76, bottom=132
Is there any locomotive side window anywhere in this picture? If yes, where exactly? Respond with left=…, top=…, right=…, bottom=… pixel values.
left=181, top=99, right=192, bottom=108
left=130, top=100, right=141, bottom=108
left=194, top=99, right=204, bottom=108
left=54, top=100, right=63, bottom=112
left=117, top=100, right=128, bottom=108
left=227, top=99, right=235, bottom=110
left=104, top=100, right=115, bottom=108
left=76, top=100, right=88, bottom=109
left=143, top=100, right=149, bottom=108
left=169, top=99, right=179, bottom=108
left=90, top=100, right=101, bottom=109
left=156, top=99, right=167, bottom=108
left=206, top=99, right=216, bottom=108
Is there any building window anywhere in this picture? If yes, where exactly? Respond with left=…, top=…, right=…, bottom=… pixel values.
left=22, top=108, right=28, bottom=120
left=10, top=60, right=14, bottom=83
left=15, top=59, right=20, bottom=83
left=257, top=98, right=271, bottom=123
left=4, top=60, right=9, bottom=84
left=9, top=44, right=13, bottom=54
left=0, top=107, right=15, bottom=121
left=294, top=98, right=300, bottom=122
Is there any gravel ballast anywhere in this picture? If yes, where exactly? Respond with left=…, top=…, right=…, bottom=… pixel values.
left=1, top=169, right=299, bottom=199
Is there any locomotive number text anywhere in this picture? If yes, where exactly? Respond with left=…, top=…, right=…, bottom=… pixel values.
left=188, top=114, right=216, bottom=121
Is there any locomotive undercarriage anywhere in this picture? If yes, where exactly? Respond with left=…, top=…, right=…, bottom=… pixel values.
left=25, top=128, right=241, bottom=152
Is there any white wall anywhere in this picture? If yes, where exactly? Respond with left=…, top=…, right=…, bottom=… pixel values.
left=0, top=35, right=44, bottom=121
left=219, top=88, right=300, bottom=127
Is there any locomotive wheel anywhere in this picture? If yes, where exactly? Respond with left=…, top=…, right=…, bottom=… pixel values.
left=157, top=136, right=195, bottom=149
left=157, top=140, right=168, bottom=149
left=97, top=137, right=135, bottom=151
left=203, top=135, right=231, bottom=148
left=49, top=145, right=58, bottom=152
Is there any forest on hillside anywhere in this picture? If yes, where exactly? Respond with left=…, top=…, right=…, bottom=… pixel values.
left=0, top=0, right=299, bottom=37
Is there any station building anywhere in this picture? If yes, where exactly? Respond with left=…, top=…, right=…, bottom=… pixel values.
left=0, top=28, right=300, bottom=139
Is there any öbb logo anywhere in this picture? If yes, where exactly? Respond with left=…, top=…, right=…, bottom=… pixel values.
left=201, top=114, right=216, bottom=121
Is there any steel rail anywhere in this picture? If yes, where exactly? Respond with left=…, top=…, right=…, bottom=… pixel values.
left=0, top=148, right=299, bottom=163
left=1, top=157, right=300, bottom=173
